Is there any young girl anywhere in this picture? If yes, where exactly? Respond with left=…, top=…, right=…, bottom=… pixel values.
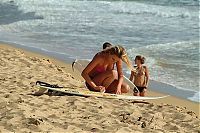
left=130, top=55, right=149, bottom=96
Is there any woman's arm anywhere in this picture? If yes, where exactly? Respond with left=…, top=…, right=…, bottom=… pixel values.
left=116, top=60, right=123, bottom=94
left=145, top=66, right=149, bottom=87
left=81, top=56, right=102, bottom=89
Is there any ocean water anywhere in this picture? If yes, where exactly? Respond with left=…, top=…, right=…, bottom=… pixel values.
left=0, top=0, right=199, bottom=102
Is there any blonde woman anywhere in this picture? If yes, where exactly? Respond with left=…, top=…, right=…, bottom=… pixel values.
left=82, top=45, right=132, bottom=94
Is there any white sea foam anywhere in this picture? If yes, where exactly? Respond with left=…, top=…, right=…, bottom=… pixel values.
left=106, top=1, right=196, bottom=18
left=188, top=91, right=200, bottom=103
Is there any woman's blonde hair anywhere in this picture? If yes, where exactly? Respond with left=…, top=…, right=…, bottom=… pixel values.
left=102, top=45, right=133, bottom=70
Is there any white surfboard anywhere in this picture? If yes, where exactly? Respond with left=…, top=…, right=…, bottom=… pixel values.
left=37, top=85, right=169, bottom=100
left=72, top=59, right=139, bottom=92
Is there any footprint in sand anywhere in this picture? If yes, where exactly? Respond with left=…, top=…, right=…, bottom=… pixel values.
left=163, top=123, right=179, bottom=131
left=18, top=58, right=33, bottom=67
left=21, top=118, right=41, bottom=132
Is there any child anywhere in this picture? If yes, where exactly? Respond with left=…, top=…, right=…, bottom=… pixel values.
left=130, top=55, right=149, bottom=96
left=103, top=42, right=112, bottom=50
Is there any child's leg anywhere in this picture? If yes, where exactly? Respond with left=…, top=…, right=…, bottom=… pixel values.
left=140, top=88, right=147, bottom=96
left=134, top=92, right=140, bottom=96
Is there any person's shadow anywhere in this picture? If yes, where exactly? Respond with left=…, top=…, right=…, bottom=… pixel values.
left=0, top=1, right=43, bottom=25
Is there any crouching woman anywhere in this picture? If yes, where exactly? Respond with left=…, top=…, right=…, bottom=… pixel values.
left=81, top=45, right=132, bottom=94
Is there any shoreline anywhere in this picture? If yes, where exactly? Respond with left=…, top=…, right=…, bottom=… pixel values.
left=0, top=43, right=199, bottom=116
left=1, top=41, right=199, bottom=102
left=0, top=42, right=199, bottom=132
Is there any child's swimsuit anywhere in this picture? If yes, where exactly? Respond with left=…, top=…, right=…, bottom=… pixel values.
left=135, top=86, right=147, bottom=93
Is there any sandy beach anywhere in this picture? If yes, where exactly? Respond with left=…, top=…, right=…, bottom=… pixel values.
left=0, top=43, right=199, bottom=133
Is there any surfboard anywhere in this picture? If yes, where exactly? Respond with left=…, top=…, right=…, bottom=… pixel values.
left=37, top=85, right=169, bottom=100
left=72, top=59, right=139, bottom=92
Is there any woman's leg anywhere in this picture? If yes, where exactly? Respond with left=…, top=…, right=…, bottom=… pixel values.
left=92, top=70, right=130, bottom=93
left=105, top=80, right=130, bottom=94
left=121, top=82, right=130, bottom=93
left=105, top=80, right=118, bottom=93
left=92, top=70, right=118, bottom=89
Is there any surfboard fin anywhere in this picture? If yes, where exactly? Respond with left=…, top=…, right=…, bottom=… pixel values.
left=36, top=81, right=63, bottom=88
left=72, top=59, right=77, bottom=72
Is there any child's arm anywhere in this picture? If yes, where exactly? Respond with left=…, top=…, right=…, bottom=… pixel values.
left=145, top=66, right=149, bottom=87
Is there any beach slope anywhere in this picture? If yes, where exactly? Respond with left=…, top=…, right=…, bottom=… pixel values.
left=0, top=44, right=199, bottom=133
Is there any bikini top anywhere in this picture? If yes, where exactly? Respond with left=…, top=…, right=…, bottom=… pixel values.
left=96, top=66, right=106, bottom=73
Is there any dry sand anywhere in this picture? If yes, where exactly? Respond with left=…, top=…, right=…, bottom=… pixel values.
left=0, top=44, right=199, bottom=133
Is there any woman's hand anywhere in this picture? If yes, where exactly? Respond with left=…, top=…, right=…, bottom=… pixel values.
left=116, top=89, right=121, bottom=94
left=95, top=86, right=105, bottom=93
left=116, top=86, right=121, bottom=94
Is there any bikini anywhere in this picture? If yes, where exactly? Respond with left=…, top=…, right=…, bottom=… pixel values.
left=95, top=66, right=106, bottom=73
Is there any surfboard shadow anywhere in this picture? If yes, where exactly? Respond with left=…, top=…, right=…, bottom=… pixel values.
left=28, top=91, right=89, bottom=98
left=131, top=101, right=150, bottom=104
